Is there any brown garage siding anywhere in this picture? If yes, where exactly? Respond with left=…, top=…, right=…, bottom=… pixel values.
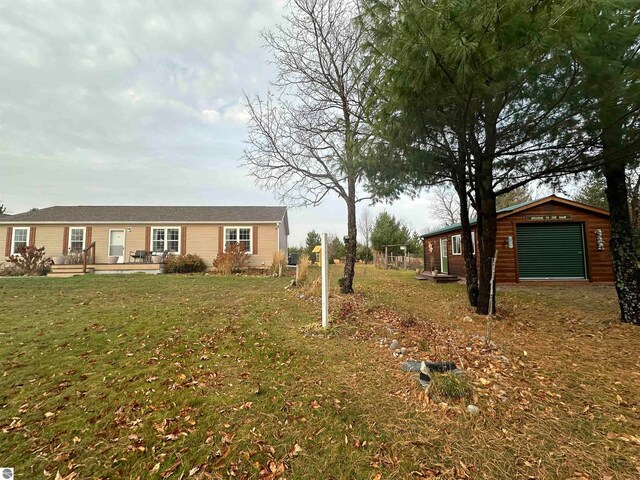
left=422, top=198, right=614, bottom=284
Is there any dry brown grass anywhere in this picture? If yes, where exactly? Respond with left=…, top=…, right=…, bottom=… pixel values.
left=271, top=250, right=286, bottom=276
left=2, top=266, right=638, bottom=479
left=324, top=266, right=640, bottom=479
left=297, top=253, right=310, bottom=283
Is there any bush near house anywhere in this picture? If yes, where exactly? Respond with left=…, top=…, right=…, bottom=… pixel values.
left=213, top=243, right=249, bottom=275
left=3, top=245, right=52, bottom=276
left=164, top=253, right=207, bottom=274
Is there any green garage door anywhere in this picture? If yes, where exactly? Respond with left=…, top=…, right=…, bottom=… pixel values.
left=516, top=223, right=586, bottom=280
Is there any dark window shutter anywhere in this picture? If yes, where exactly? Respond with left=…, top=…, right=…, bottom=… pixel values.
left=181, top=226, right=187, bottom=255
left=62, top=226, right=69, bottom=254
left=252, top=226, right=258, bottom=254
left=218, top=226, right=224, bottom=254
left=5, top=227, right=13, bottom=256
left=145, top=226, right=151, bottom=252
left=29, top=227, right=36, bottom=247
left=85, top=226, right=92, bottom=248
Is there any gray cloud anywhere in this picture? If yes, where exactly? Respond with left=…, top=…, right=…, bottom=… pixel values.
left=0, top=0, right=435, bottom=245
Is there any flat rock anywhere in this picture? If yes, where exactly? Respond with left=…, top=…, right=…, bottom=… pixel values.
left=389, top=340, right=399, bottom=350
left=466, top=404, right=480, bottom=415
left=400, top=360, right=422, bottom=372
left=400, top=360, right=458, bottom=373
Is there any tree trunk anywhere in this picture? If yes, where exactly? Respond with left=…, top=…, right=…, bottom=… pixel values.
left=457, top=185, right=479, bottom=307
left=602, top=158, right=640, bottom=324
left=475, top=158, right=497, bottom=315
left=341, top=178, right=357, bottom=294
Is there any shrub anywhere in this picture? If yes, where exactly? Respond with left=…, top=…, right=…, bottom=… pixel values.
left=271, top=250, right=286, bottom=276
left=0, top=264, right=24, bottom=277
left=6, top=245, right=52, bottom=276
left=213, top=243, right=249, bottom=275
left=164, top=254, right=207, bottom=274
left=428, top=372, right=473, bottom=402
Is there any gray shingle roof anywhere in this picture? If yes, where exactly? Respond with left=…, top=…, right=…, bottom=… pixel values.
left=1, top=206, right=288, bottom=225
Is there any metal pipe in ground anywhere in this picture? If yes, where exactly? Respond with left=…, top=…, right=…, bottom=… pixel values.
left=321, top=233, right=329, bottom=329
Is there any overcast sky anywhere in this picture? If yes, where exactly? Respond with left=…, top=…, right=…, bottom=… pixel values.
left=0, top=0, right=442, bottom=245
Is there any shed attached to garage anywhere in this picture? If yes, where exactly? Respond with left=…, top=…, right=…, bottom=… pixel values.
left=421, top=195, right=614, bottom=283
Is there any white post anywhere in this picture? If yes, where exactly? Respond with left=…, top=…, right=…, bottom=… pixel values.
left=321, top=233, right=329, bottom=329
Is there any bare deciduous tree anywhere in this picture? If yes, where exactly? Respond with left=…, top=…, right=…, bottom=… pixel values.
left=430, top=185, right=460, bottom=226
left=243, top=0, right=370, bottom=294
left=357, top=206, right=374, bottom=263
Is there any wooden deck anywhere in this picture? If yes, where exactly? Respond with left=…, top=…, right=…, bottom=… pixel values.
left=415, top=271, right=460, bottom=283
left=48, top=263, right=164, bottom=278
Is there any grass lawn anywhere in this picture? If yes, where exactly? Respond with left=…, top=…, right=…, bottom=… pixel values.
left=1, top=266, right=639, bottom=479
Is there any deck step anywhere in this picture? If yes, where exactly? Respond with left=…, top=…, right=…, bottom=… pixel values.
left=48, top=265, right=95, bottom=277
left=51, top=264, right=95, bottom=270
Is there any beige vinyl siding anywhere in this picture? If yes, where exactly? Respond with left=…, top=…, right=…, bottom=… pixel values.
left=184, top=225, right=217, bottom=265
left=34, top=225, right=66, bottom=257
left=278, top=221, right=287, bottom=254
left=0, top=226, right=7, bottom=259
left=89, top=225, right=145, bottom=263
left=252, top=224, right=278, bottom=267
left=184, top=224, right=279, bottom=267
left=2, top=222, right=283, bottom=268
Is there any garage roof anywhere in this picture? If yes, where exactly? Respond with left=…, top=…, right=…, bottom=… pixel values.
left=421, top=195, right=609, bottom=238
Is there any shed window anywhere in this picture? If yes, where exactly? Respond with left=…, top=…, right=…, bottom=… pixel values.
left=452, top=232, right=476, bottom=255
left=451, top=235, right=462, bottom=255
left=224, top=227, right=252, bottom=253
left=12, top=227, right=29, bottom=254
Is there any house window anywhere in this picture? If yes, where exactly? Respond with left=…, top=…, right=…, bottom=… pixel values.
left=12, top=227, right=29, bottom=254
left=452, top=235, right=462, bottom=255
left=452, top=232, right=476, bottom=255
left=68, top=227, right=85, bottom=253
left=224, top=227, right=252, bottom=253
left=151, top=227, right=180, bottom=253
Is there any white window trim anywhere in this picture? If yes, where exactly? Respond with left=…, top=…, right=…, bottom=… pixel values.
left=451, top=234, right=462, bottom=255
left=440, top=238, right=448, bottom=273
left=150, top=226, right=181, bottom=255
left=68, top=226, right=86, bottom=253
left=223, top=226, right=253, bottom=254
left=451, top=232, right=477, bottom=255
left=11, top=227, right=30, bottom=255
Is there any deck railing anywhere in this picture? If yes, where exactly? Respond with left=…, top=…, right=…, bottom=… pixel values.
left=82, top=241, right=96, bottom=273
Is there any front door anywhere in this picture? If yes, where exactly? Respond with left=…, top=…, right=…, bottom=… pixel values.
left=109, top=230, right=125, bottom=261
left=440, top=238, right=448, bottom=274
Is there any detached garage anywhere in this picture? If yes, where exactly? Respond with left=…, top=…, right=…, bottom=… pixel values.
left=421, top=195, right=614, bottom=283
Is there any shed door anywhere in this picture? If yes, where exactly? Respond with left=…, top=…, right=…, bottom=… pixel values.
left=516, top=223, right=586, bottom=280
left=440, top=238, right=448, bottom=274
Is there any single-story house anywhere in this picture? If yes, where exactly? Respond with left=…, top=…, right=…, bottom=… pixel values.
left=1, top=205, right=288, bottom=270
left=421, top=195, right=614, bottom=283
